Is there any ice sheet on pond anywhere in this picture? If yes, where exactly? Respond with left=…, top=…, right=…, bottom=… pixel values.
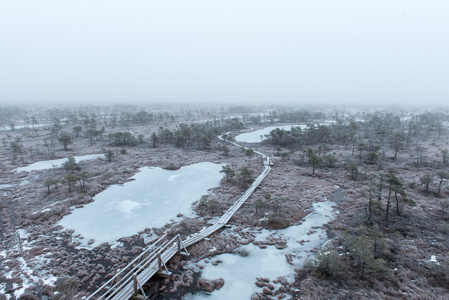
left=0, top=123, right=50, bottom=131
left=235, top=122, right=335, bottom=143
left=235, top=125, right=307, bottom=143
left=185, top=200, right=338, bottom=300
left=58, top=162, right=223, bottom=247
left=14, top=154, right=103, bottom=172
left=0, top=183, right=14, bottom=189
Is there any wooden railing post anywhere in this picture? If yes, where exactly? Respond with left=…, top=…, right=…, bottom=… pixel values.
left=157, top=252, right=162, bottom=272
left=133, top=274, right=138, bottom=296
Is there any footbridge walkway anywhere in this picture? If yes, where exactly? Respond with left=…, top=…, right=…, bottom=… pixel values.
left=87, top=134, right=271, bottom=300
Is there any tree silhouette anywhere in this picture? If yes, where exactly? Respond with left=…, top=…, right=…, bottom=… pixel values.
left=245, top=148, right=255, bottom=165
left=306, top=148, right=322, bottom=175
left=220, top=165, right=235, bottom=181
left=63, top=157, right=80, bottom=173
left=58, top=132, right=73, bottom=151
left=420, top=174, right=434, bottom=193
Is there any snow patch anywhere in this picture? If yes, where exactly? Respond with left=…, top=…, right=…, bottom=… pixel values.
left=117, top=199, right=142, bottom=214
left=430, top=255, right=439, bottom=265
left=168, top=174, right=182, bottom=182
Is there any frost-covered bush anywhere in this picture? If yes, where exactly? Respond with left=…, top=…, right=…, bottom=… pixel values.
left=233, top=248, right=250, bottom=257
left=164, top=162, right=180, bottom=170
left=54, top=275, right=79, bottom=299
left=18, top=294, right=35, bottom=300
left=264, top=213, right=290, bottom=229
left=313, top=244, right=342, bottom=279
left=341, top=225, right=386, bottom=277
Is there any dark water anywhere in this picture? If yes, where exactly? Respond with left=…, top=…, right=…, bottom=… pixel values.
left=144, top=271, right=210, bottom=300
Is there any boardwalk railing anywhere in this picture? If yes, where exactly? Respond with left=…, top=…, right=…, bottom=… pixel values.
left=87, top=234, right=190, bottom=300
left=87, top=234, right=168, bottom=300
left=217, top=166, right=270, bottom=225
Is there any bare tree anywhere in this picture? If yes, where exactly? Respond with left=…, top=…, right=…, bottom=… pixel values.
left=436, top=171, right=449, bottom=196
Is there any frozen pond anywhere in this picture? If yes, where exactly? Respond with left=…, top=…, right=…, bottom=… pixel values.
left=58, top=162, right=223, bottom=247
left=185, top=200, right=338, bottom=300
left=235, top=125, right=307, bottom=143
left=235, top=121, right=336, bottom=143
left=0, top=184, right=14, bottom=189
left=14, top=154, right=103, bottom=172
left=0, top=123, right=50, bottom=131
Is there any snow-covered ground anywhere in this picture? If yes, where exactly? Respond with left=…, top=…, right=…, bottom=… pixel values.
left=0, top=229, right=57, bottom=298
left=185, top=200, right=338, bottom=299
left=58, top=162, right=224, bottom=247
left=14, top=154, right=103, bottom=172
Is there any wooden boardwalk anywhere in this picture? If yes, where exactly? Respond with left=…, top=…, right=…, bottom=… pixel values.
left=87, top=165, right=271, bottom=300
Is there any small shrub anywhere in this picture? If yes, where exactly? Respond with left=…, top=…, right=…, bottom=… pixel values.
left=101, top=172, right=113, bottom=180
left=391, top=231, right=402, bottom=251
left=197, top=196, right=220, bottom=213
left=54, top=275, right=79, bottom=299
left=19, top=294, right=35, bottom=300
left=440, top=200, right=449, bottom=214
left=233, top=248, right=250, bottom=257
left=197, top=195, right=208, bottom=209
left=364, top=258, right=385, bottom=277
left=314, top=248, right=342, bottom=278
left=344, top=225, right=386, bottom=277
left=265, top=213, right=290, bottom=229
left=164, top=163, right=180, bottom=170
left=438, top=221, right=449, bottom=234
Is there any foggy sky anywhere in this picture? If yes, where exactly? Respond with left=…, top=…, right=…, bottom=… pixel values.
left=1, top=0, right=448, bottom=106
